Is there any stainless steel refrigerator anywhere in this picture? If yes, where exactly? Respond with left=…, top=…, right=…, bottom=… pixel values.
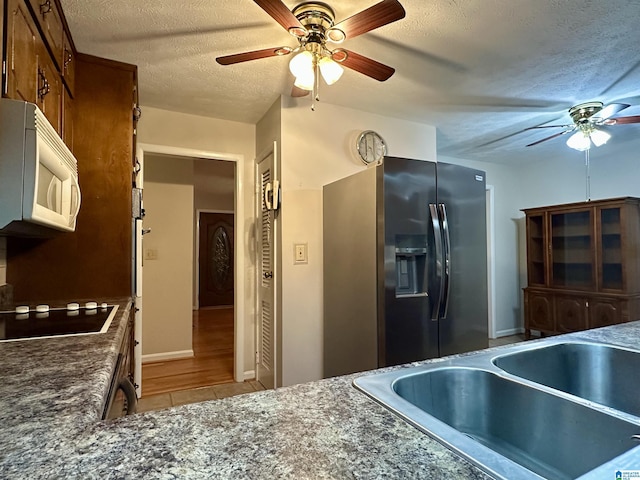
left=323, top=157, right=488, bottom=378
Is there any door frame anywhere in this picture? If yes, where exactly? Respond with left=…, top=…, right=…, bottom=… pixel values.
left=486, top=184, right=497, bottom=339
left=137, top=142, right=246, bottom=383
left=195, top=208, right=234, bottom=310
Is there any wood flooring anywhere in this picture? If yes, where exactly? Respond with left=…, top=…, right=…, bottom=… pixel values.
left=141, top=307, right=235, bottom=397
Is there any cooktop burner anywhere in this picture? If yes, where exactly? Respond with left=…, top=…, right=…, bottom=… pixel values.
left=0, top=303, right=118, bottom=342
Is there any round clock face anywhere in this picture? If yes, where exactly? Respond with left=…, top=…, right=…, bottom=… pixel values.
left=357, top=130, right=387, bottom=165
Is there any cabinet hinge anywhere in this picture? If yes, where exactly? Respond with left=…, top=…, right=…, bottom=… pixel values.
left=255, top=351, right=260, bottom=365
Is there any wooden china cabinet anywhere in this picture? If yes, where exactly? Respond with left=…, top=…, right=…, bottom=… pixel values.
left=523, top=197, right=640, bottom=338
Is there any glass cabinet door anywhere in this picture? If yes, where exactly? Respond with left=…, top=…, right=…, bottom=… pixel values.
left=550, top=209, right=594, bottom=289
left=598, top=207, right=623, bottom=291
left=526, top=214, right=546, bottom=286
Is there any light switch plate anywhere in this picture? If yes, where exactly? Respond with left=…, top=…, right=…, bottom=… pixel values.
left=294, top=243, right=308, bottom=264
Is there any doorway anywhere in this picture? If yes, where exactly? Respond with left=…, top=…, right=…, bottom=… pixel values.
left=136, top=143, right=247, bottom=397
left=197, top=212, right=234, bottom=308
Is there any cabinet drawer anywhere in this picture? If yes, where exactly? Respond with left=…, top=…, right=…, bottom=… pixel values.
left=28, top=0, right=63, bottom=69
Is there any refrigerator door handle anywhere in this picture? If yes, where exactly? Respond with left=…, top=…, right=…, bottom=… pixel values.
left=439, top=203, right=452, bottom=319
left=429, top=203, right=445, bottom=321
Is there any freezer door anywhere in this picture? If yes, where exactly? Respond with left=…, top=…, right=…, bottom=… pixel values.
left=436, top=162, right=489, bottom=356
left=382, top=157, right=439, bottom=366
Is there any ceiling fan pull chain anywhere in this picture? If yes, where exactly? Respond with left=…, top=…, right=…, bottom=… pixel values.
left=585, top=148, right=591, bottom=202
left=311, top=58, right=319, bottom=111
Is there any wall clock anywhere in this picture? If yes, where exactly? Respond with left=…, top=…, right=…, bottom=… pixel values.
left=356, top=130, right=387, bottom=165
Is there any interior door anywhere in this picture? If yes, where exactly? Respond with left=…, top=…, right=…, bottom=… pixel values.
left=256, top=152, right=276, bottom=389
left=198, top=212, right=234, bottom=307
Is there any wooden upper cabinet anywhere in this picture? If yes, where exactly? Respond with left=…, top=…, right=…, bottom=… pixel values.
left=35, top=41, right=62, bottom=133
left=28, top=0, right=64, bottom=69
left=62, top=30, right=75, bottom=96
left=5, top=0, right=39, bottom=103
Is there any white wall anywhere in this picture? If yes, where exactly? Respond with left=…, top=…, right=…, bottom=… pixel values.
left=278, top=98, right=437, bottom=386
left=439, top=155, right=523, bottom=336
left=138, top=106, right=256, bottom=372
left=143, top=155, right=194, bottom=356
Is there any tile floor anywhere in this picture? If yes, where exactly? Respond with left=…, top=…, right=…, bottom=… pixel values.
left=137, top=380, right=265, bottom=413
left=488, top=333, right=529, bottom=347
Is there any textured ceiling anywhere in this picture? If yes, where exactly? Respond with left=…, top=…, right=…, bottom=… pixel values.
left=60, top=0, right=640, bottom=164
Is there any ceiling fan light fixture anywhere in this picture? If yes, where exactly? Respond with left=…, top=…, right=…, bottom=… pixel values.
left=289, top=50, right=314, bottom=79
left=590, top=129, right=611, bottom=147
left=318, top=56, right=343, bottom=85
left=294, top=72, right=315, bottom=91
left=566, top=131, right=591, bottom=151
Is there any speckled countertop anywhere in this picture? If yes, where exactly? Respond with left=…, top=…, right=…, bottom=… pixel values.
left=2, top=306, right=640, bottom=479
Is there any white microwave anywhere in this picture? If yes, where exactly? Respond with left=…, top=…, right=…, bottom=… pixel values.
left=0, top=99, right=81, bottom=236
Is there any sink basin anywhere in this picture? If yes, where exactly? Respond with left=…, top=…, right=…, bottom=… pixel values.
left=494, top=342, right=640, bottom=417
left=354, top=341, right=640, bottom=480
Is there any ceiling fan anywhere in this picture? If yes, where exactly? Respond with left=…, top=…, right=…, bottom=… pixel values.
left=216, top=0, right=406, bottom=106
left=526, top=101, right=640, bottom=150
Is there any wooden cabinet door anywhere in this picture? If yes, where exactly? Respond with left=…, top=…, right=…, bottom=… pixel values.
left=549, top=208, right=595, bottom=290
left=62, top=86, right=73, bottom=152
left=28, top=0, right=63, bottom=68
left=555, top=295, right=588, bottom=333
left=526, top=213, right=547, bottom=286
left=36, top=43, right=61, bottom=133
left=5, top=0, right=39, bottom=103
left=589, top=298, right=622, bottom=329
left=526, top=291, right=554, bottom=333
left=62, top=30, right=75, bottom=96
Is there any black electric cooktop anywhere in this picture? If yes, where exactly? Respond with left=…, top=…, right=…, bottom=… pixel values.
left=0, top=304, right=118, bottom=342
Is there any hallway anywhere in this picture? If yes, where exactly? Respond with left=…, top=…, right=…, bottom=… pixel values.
left=141, top=307, right=236, bottom=397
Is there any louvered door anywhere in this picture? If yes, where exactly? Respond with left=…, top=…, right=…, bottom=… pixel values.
left=257, top=152, right=276, bottom=389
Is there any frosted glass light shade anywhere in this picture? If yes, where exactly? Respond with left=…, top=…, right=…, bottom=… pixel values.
left=566, top=131, right=591, bottom=151
left=318, top=57, right=344, bottom=85
left=294, top=71, right=315, bottom=91
left=590, top=129, right=611, bottom=147
left=289, top=51, right=314, bottom=78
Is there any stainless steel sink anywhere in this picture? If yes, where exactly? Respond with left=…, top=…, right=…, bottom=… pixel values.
left=354, top=339, right=640, bottom=479
left=493, top=342, right=640, bottom=417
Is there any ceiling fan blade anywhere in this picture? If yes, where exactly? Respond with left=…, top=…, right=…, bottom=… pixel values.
left=216, top=47, right=291, bottom=65
left=604, top=115, right=640, bottom=125
left=333, top=0, right=406, bottom=40
left=594, top=103, right=630, bottom=121
left=336, top=50, right=395, bottom=81
left=524, top=124, right=574, bottom=130
left=253, top=0, right=305, bottom=34
left=291, top=85, right=310, bottom=97
left=526, top=130, right=574, bottom=147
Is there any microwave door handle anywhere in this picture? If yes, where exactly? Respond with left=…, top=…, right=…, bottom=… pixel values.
left=70, top=175, right=82, bottom=223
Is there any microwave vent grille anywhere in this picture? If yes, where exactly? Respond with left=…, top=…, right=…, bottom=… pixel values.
left=33, top=108, right=78, bottom=177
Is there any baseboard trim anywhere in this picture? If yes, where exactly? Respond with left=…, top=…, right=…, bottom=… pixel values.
left=244, top=370, right=256, bottom=381
left=142, top=350, right=194, bottom=363
left=495, top=327, right=525, bottom=338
